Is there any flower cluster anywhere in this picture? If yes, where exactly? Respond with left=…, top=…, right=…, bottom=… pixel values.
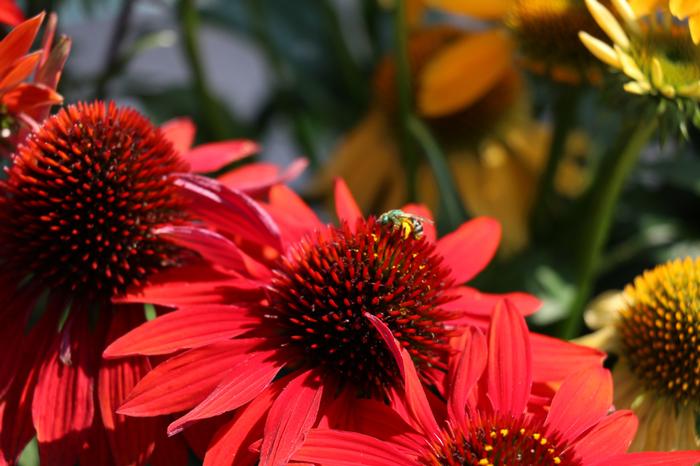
left=0, top=3, right=699, bottom=466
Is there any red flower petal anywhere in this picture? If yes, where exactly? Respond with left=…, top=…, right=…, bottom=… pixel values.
left=447, top=327, right=487, bottom=425
left=104, top=305, right=260, bottom=358
left=156, top=226, right=248, bottom=275
left=266, top=184, right=323, bottom=246
left=0, top=363, right=39, bottom=465
left=573, top=410, right=637, bottom=465
left=168, top=349, right=285, bottom=435
left=203, top=377, right=288, bottom=466
left=186, top=140, right=259, bottom=174
left=443, top=286, right=541, bottom=317
left=0, top=0, right=24, bottom=26
left=291, top=429, right=413, bottom=466
left=218, top=158, right=308, bottom=198
left=545, top=366, right=612, bottom=444
left=174, top=174, right=283, bottom=251
left=259, top=369, right=325, bottom=466
left=595, top=451, right=700, bottom=466
left=435, top=217, right=501, bottom=283
left=365, top=313, right=439, bottom=437
left=32, top=319, right=95, bottom=466
left=0, top=289, right=38, bottom=398
left=0, top=51, right=40, bottom=89
left=1, top=82, right=62, bottom=112
left=334, top=178, right=362, bottom=232
left=160, top=118, right=196, bottom=155
left=0, top=13, right=43, bottom=77
left=487, top=299, right=532, bottom=416
left=118, top=339, right=268, bottom=417
left=529, top=332, right=606, bottom=382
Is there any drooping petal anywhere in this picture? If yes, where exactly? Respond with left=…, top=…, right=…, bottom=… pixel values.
left=443, top=286, right=541, bottom=317
left=573, top=410, right=637, bottom=464
left=545, top=366, right=612, bottom=444
left=32, top=317, right=95, bottom=466
left=104, top=305, right=261, bottom=358
left=291, top=429, right=414, bottom=466
left=174, top=174, right=283, bottom=251
left=184, top=140, right=259, bottom=174
left=156, top=226, right=248, bottom=275
left=259, top=369, right=325, bottom=466
left=2, top=82, right=62, bottom=112
left=160, top=118, right=196, bottom=155
left=334, top=178, right=362, bottom=232
left=0, top=51, right=40, bottom=89
left=447, top=327, right=487, bottom=425
left=486, top=299, right=532, bottom=416
left=203, top=376, right=288, bottom=466
left=118, top=339, right=269, bottom=417
left=365, top=313, right=440, bottom=437
left=168, top=350, right=285, bottom=435
left=530, top=332, right=606, bottom=382
left=435, top=217, right=501, bottom=284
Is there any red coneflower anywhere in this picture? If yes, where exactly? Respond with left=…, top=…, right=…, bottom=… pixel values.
left=290, top=300, right=700, bottom=466
left=0, top=100, right=279, bottom=466
left=0, top=12, right=70, bottom=156
left=104, top=178, right=604, bottom=465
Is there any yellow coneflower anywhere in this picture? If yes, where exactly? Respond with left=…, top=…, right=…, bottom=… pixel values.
left=580, top=0, right=700, bottom=100
left=312, top=26, right=590, bottom=254
left=578, top=258, right=700, bottom=451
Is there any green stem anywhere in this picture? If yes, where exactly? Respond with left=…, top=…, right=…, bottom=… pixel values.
left=177, top=0, right=232, bottom=140
left=318, top=0, right=367, bottom=105
left=559, top=116, right=658, bottom=339
left=407, top=116, right=466, bottom=230
left=393, top=0, right=418, bottom=202
left=530, top=88, right=579, bottom=237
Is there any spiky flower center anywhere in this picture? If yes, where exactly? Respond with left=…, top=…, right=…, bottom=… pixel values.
left=618, top=258, right=700, bottom=408
left=0, top=101, right=188, bottom=298
left=267, top=218, right=456, bottom=394
left=506, top=0, right=605, bottom=80
left=422, top=415, right=574, bottom=466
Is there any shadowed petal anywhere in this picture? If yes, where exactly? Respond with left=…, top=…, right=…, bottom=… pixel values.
left=156, top=226, right=248, bottom=275
left=443, top=286, right=541, bottom=316
left=184, top=140, right=259, bottom=174
left=530, top=332, right=606, bottom=382
left=218, top=158, right=308, bottom=197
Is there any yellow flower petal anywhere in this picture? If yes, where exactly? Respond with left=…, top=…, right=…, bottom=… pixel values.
left=690, top=14, right=700, bottom=44
left=425, top=0, right=511, bottom=20
left=418, top=29, right=513, bottom=117
left=615, top=45, right=646, bottom=82
left=670, top=0, right=700, bottom=17
left=586, top=0, right=631, bottom=48
left=579, top=31, right=622, bottom=69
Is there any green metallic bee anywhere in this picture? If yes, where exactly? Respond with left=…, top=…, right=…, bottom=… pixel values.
left=377, top=209, right=433, bottom=240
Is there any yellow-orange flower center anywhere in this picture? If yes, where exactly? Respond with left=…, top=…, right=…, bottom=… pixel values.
left=619, top=258, right=700, bottom=407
